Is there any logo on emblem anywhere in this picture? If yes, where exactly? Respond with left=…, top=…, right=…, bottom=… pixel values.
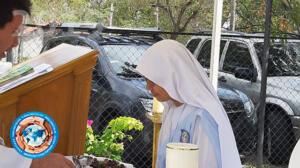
left=10, top=111, right=59, bottom=159
left=180, top=129, right=190, bottom=143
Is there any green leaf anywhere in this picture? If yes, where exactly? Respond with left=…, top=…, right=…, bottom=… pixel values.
left=85, top=116, right=143, bottom=161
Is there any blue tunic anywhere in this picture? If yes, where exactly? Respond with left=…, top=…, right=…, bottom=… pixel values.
left=156, top=103, right=221, bottom=168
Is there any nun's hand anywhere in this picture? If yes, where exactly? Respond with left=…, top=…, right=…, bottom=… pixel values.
left=30, top=153, right=75, bottom=168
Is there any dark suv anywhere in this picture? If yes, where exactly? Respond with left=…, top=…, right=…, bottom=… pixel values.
left=40, top=25, right=257, bottom=167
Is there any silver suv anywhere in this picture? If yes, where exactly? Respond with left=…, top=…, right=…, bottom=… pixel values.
left=186, top=31, right=300, bottom=164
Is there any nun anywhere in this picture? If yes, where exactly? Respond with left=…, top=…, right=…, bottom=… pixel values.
left=136, top=40, right=242, bottom=168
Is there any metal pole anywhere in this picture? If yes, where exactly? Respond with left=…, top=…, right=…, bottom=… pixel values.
left=109, top=1, right=114, bottom=27
left=256, top=0, right=272, bottom=167
left=230, top=0, right=236, bottom=31
left=209, top=0, right=224, bottom=90
left=156, top=1, right=159, bottom=28
left=6, top=52, right=13, bottom=63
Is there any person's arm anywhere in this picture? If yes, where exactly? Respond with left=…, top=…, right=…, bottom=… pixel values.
left=0, top=145, right=74, bottom=168
left=0, top=145, right=32, bottom=168
left=30, top=153, right=75, bottom=168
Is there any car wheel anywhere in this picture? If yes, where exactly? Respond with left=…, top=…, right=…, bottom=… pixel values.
left=264, top=107, right=295, bottom=165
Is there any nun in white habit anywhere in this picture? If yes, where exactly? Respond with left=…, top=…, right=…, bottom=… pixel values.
left=136, top=39, right=242, bottom=168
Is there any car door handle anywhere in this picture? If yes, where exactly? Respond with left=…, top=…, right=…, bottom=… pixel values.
left=218, top=76, right=227, bottom=83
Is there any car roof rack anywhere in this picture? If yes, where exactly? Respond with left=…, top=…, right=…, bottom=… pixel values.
left=199, top=29, right=247, bottom=35
left=24, top=22, right=163, bottom=37
left=251, top=31, right=300, bottom=38
left=23, top=23, right=299, bottom=40
left=197, top=29, right=300, bottom=39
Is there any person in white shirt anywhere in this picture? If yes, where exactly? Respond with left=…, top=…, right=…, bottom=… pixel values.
left=0, top=1, right=74, bottom=167
left=136, top=39, right=242, bottom=168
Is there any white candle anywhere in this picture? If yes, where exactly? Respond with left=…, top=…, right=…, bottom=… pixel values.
left=166, top=143, right=199, bottom=168
left=152, top=97, right=164, bottom=114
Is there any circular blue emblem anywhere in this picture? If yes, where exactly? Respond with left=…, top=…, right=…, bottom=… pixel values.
left=10, top=111, right=59, bottom=159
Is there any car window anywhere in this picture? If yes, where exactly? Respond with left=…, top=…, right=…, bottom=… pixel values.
left=102, top=44, right=149, bottom=77
left=254, top=42, right=300, bottom=76
left=186, top=39, right=201, bottom=54
left=223, top=41, right=253, bottom=73
left=43, top=38, right=78, bottom=51
left=78, top=41, right=92, bottom=48
left=77, top=40, right=103, bottom=77
left=197, top=40, right=226, bottom=68
left=44, top=39, right=63, bottom=51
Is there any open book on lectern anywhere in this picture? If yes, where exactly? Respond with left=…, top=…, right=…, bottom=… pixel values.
left=0, top=63, right=53, bottom=94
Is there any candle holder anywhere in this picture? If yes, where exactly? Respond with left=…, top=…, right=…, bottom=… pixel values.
left=145, top=97, right=164, bottom=168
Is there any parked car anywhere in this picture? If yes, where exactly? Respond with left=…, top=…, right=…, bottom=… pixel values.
left=40, top=25, right=257, bottom=167
left=216, top=83, right=257, bottom=156
left=186, top=31, right=300, bottom=164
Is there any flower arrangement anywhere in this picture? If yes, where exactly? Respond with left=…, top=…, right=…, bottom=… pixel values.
left=85, top=117, right=144, bottom=161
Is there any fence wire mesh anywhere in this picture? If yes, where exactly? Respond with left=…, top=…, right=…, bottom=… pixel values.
left=9, top=25, right=300, bottom=168
left=186, top=33, right=300, bottom=168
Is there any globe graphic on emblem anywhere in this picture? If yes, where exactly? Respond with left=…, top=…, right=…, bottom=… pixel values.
left=15, top=116, right=54, bottom=154
left=22, top=124, right=46, bottom=147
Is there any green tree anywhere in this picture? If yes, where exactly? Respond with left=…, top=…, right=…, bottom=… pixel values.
left=103, top=0, right=156, bottom=28
left=30, top=0, right=110, bottom=24
left=30, top=0, right=299, bottom=39
left=156, top=0, right=212, bottom=39
left=232, top=0, right=300, bottom=35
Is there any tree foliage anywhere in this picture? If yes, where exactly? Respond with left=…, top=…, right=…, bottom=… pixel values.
left=156, top=0, right=212, bottom=39
left=30, top=0, right=299, bottom=38
left=106, top=0, right=157, bottom=28
left=232, top=0, right=300, bottom=35
left=30, top=0, right=110, bottom=24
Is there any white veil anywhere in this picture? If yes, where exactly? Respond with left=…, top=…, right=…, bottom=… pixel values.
left=136, top=39, right=241, bottom=168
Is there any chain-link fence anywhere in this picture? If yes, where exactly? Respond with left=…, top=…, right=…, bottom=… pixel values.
left=87, top=43, right=156, bottom=168
left=185, top=32, right=300, bottom=168
left=9, top=25, right=300, bottom=168
left=8, top=28, right=44, bottom=64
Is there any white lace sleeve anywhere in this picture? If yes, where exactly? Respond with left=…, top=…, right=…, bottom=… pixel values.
left=0, top=145, right=32, bottom=168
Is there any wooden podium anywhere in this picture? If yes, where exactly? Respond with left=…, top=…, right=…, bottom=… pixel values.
left=0, top=44, right=98, bottom=155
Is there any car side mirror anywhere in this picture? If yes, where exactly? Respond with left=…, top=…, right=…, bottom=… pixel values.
left=234, top=67, right=257, bottom=82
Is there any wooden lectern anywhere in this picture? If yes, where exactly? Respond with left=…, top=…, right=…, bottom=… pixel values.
left=0, top=44, right=98, bottom=155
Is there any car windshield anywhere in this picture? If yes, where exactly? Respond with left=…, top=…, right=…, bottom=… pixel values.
left=102, top=44, right=150, bottom=77
left=254, top=42, right=300, bottom=76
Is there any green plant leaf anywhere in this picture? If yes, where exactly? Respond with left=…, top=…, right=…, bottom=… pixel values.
left=85, top=116, right=143, bottom=161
